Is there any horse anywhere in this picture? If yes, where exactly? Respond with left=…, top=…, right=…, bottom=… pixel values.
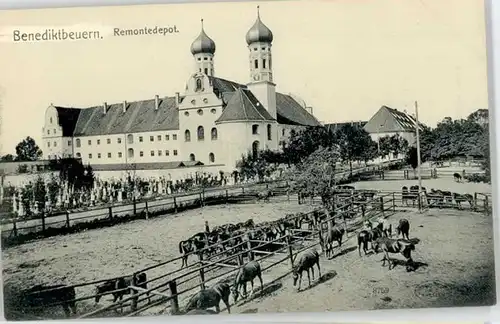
left=453, top=172, right=462, bottom=183
left=396, top=218, right=410, bottom=240
left=179, top=239, right=194, bottom=268
left=292, top=249, right=322, bottom=291
left=232, top=260, right=264, bottom=303
left=22, top=284, right=77, bottom=318
left=320, top=226, right=345, bottom=259
left=376, top=217, right=392, bottom=237
left=372, top=237, right=415, bottom=271
left=95, top=273, right=149, bottom=312
left=357, top=230, right=373, bottom=256
left=183, top=282, right=231, bottom=314
left=256, top=189, right=273, bottom=202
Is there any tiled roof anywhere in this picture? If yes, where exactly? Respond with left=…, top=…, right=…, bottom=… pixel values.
left=216, top=88, right=275, bottom=123
left=364, top=105, right=425, bottom=133
left=55, top=107, right=82, bottom=137
left=72, top=97, right=179, bottom=136
left=324, top=121, right=367, bottom=133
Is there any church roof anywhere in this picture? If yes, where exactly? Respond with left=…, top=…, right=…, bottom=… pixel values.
left=208, top=76, right=320, bottom=126
left=216, top=88, right=275, bottom=123
left=246, top=8, right=274, bottom=45
left=54, top=107, right=82, bottom=137
left=190, top=20, right=216, bottom=55
left=72, top=96, right=179, bottom=136
left=363, top=105, right=424, bottom=134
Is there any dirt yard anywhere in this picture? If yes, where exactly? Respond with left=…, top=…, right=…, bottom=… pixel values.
left=228, top=208, right=496, bottom=313
left=2, top=177, right=494, bottom=318
left=1, top=198, right=315, bottom=319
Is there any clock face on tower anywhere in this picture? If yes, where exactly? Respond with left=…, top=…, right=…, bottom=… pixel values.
left=253, top=75, right=260, bottom=81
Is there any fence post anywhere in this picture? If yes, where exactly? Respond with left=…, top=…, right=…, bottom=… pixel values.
left=246, top=240, right=254, bottom=261
left=41, top=210, right=46, bottom=233
left=287, top=187, right=290, bottom=202
left=392, top=192, right=396, bottom=212
left=485, top=195, right=489, bottom=213
left=242, top=186, right=245, bottom=194
left=198, top=253, right=206, bottom=290
left=286, top=235, right=294, bottom=269
left=361, top=203, right=366, bottom=219
left=173, top=196, right=178, bottom=213
left=12, top=220, right=18, bottom=237
left=133, top=197, right=137, bottom=216
left=168, top=280, right=180, bottom=315
left=108, top=207, right=113, bottom=219
left=130, top=286, right=138, bottom=312
left=379, top=197, right=384, bottom=217
left=65, top=211, right=70, bottom=228
left=199, top=192, right=204, bottom=207
left=474, top=193, right=478, bottom=211
left=145, top=201, right=149, bottom=220
left=225, top=189, right=229, bottom=204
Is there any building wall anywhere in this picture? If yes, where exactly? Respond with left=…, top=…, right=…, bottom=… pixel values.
left=73, top=131, right=182, bottom=165
left=42, top=106, right=73, bottom=159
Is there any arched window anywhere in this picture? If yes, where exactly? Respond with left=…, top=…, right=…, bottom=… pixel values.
left=267, top=124, right=272, bottom=140
left=211, top=127, right=218, bottom=140
left=254, top=59, right=258, bottom=69
left=204, top=68, right=208, bottom=74
left=127, top=134, right=133, bottom=144
left=252, top=141, right=260, bottom=159
left=252, top=124, right=259, bottom=135
left=209, top=152, right=215, bottom=163
left=50, top=117, right=53, bottom=124
left=189, top=153, right=196, bottom=161
left=76, top=139, right=81, bottom=147
left=76, top=153, right=81, bottom=158
left=128, top=148, right=134, bottom=158
left=197, top=126, right=204, bottom=140
left=185, top=130, right=191, bottom=142
left=263, top=59, right=267, bottom=69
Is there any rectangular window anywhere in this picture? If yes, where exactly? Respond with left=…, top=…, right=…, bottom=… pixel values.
left=97, top=139, right=101, bottom=145
left=157, top=135, right=161, bottom=141
left=118, top=152, right=122, bottom=158
left=173, top=150, right=178, bottom=156
left=151, top=150, right=155, bottom=156
left=118, top=138, right=122, bottom=144
left=88, top=140, right=92, bottom=145
left=98, top=153, right=101, bottom=158
left=150, top=136, right=154, bottom=142
left=158, top=150, right=162, bottom=156
left=47, top=142, right=51, bottom=147
left=89, top=153, right=92, bottom=159
left=139, top=136, right=143, bottom=142
left=172, top=134, right=177, bottom=140
left=107, top=138, right=111, bottom=144
left=165, top=134, right=170, bottom=140
left=54, top=141, right=57, bottom=147
left=166, top=150, right=170, bottom=156
left=140, top=151, right=144, bottom=157
left=107, top=153, right=111, bottom=158
left=47, top=130, right=50, bottom=135
left=68, top=140, right=72, bottom=146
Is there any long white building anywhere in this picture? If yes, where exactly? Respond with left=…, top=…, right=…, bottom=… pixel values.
left=41, top=8, right=320, bottom=175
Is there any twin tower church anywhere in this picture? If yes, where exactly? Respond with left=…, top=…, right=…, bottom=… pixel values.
left=42, top=7, right=320, bottom=174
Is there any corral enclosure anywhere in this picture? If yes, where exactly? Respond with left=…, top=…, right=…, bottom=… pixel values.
left=2, top=175, right=495, bottom=318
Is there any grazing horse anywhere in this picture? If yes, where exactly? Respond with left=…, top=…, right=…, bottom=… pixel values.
left=453, top=192, right=475, bottom=209
left=22, top=284, right=77, bottom=318
left=453, top=172, right=462, bottom=182
left=396, top=218, right=410, bottom=240
left=292, top=249, right=322, bottom=291
left=183, top=282, right=231, bottom=314
left=232, top=260, right=264, bottom=303
left=372, top=237, right=415, bottom=271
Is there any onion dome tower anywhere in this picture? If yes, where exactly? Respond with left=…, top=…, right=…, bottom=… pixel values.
left=246, top=6, right=274, bottom=83
left=190, top=19, right=216, bottom=76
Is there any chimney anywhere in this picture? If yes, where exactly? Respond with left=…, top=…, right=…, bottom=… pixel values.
left=175, top=92, right=180, bottom=104
left=122, top=100, right=127, bottom=113
left=154, top=95, right=159, bottom=110
left=103, top=102, right=108, bottom=114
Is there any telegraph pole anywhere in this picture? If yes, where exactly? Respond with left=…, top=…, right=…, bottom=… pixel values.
left=415, top=101, right=422, bottom=211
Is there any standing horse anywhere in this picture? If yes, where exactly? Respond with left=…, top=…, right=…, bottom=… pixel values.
left=232, top=260, right=264, bottom=303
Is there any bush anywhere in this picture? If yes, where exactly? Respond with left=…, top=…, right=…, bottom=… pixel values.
left=464, top=173, right=489, bottom=183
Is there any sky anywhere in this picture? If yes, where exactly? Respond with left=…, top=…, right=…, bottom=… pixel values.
left=0, top=0, right=489, bottom=155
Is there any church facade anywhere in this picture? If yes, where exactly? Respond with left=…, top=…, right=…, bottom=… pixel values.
left=41, top=9, right=320, bottom=174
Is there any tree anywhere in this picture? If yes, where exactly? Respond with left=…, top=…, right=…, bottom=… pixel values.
left=15, top=137, right=42, bottom=161
left=378, top=136, right=392, bottom=160
left=283, top=126, right=335, bottom=165
left=33, top=176, right=47, bottom=213
left=335, top=124, right=375, bottom=176
left=0, top=154, right=15, bottom=161
left=290, top=146, right=340, bottom=206
left=236, top=151, right=273, bottom=182
left=49, top=158, right=95, bottom=192
left=405, top=147, right=418, bottom=178
left=389, top=134, right=409, bottom=159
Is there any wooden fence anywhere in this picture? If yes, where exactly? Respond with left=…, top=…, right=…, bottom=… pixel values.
left=16, top=192, right=396, bottom=319
left=1, top=180, right=290, bottom=244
